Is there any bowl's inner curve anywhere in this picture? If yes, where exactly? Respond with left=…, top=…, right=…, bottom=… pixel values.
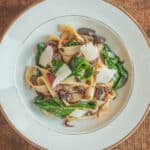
left=15, top=15, right=134, bottom=134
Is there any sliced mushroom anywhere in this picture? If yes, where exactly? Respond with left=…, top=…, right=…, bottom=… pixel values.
left=78, top=28, right=96, bottom=36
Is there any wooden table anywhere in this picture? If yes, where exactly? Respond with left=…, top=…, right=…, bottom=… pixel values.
left=0, top=0, right=149, bottom=149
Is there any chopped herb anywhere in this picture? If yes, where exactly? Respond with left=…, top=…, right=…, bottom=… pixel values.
left=52, top=60, right=64, bottom=73
left=84, top=67, right=93, bottom=79
left=36, top=69, right=42, bottom=77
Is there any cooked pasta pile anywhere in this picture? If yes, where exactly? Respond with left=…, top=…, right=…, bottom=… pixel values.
left=25, top=25, right=128, bottom=126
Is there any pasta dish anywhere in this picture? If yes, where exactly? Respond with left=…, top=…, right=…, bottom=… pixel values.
left=25, top=25, right=128, bottom=126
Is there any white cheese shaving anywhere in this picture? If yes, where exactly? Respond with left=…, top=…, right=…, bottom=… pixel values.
left=39, top=46, right=53, bottom=67
left=80, top=42, right=98, bottom=61
left=96, top=66, right=117, bottom=83
left=53, top=64, right=71, bottom=87
left=70, top=109, right=87, bottom=118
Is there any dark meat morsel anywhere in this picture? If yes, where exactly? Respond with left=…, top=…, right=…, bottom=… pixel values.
left=94, top=86, right=112, bottom=100
left=77, top=28, right=96, bottom=36
left=92, top=35, right=105, bottom=44
left=90, top=57, right=99, bottom=67
left=95, top=87, right=105, bottom=100
left=53, top=52, right=62, bottom=61
left=75, top=77, right=81, bottom=82
left=47, top=40, right=58, bottom=47
left=74, top=86, right=85, bottom=94
left=56, top=85, right=73, bottom=93
left=58, top=89, right=73, bottom=102
left=36, top=91, right=44, bottom=97
left=36, top=92, right=52, bottom=101
left=44, top=95, right=53, bottom=101
left=85, top=111, right=94, bottom=116
left=64, top=118, right=74, bottom=127
left=46, top=40, right=59, bottom=52
left=31, top=75, right=38, bottom=85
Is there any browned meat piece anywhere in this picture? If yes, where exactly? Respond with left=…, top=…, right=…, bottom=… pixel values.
left=55, top=85, right=73, bottom=102
left=30, top=75, right=38, bottom=85
left=85, top=111, right=95, bottom=116
left=44, top=95, right=53, bottom=101
left=55, top=85, right=85, bottom=102
left=74, top=86, right=85, bottom=94
left=75, top=77, right=81, bottom=82
left=58, top=89, right=73, bottom=102
left=53, top=52, right=62, bottom=61
left=46, top=40, right=59, bottom=52
left=36, top=91, right=44, bottom=97
left=90, top=57, right=99, bottom=67
left=92, top=35, right=105, bottom=44
left=47, top=40, right=58, bottom=47
left=94, top=86, right=112, bottom=100
left=77, top=28, right=105, bottom=44
left=55, top=85, right=73, bottom=93
left=64, top=118, right=74, bottom=127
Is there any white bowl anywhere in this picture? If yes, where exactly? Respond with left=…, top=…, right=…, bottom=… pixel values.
left=15, top=15, right=134, bottom=134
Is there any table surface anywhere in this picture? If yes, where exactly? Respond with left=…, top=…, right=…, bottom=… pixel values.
left=0, top=0, right=149, bottom=150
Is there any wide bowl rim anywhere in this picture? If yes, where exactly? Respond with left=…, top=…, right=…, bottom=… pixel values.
left=14, top=14, right=134, bottom=135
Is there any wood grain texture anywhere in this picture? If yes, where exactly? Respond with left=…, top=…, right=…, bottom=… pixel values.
left=0, top=0, right=149, bottom=150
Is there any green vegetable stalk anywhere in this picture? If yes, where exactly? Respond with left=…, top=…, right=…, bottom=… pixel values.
left=102, top=44, right=128, bottom=90
left=70, top=56, right=93, bottom=79
left=34, top=96, right=97, bottom=118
